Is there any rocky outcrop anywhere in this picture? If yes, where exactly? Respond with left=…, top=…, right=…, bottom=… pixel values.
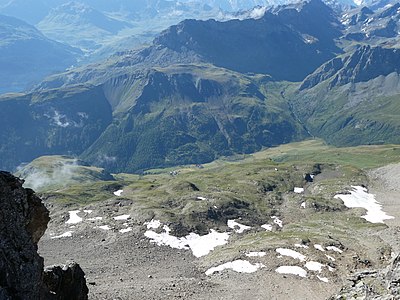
left=0, top=171, right=88, bottom=300
left=332, top=253, right=400, bottom=299
left=43, top=262, right=88, bottom=300
left=0, top=171, right=49, bottom=299
left=301, top=46, right=400, bottom=90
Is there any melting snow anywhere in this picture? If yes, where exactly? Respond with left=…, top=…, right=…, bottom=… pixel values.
left=114, top=190, right=124, bottom=196
left=314, top=244, right=325, bottom=252
left=87, top=217, right=103, bottom=221
left=97, top=225, right=111, bottom=230
left=325, top=254, right=336, bottom=261
left=246, top=252, right=266, bottom=257
left=294, top=187, right=304, bottom=194
left=113, top=215, right=130, bottom=221
left=326, top=246, right=343, bottom=253
left=227, top=220, right=251, bottom=233
left=276, top=248, right=306, bottom=261
left=317, top=276, right=329, bottom=283
left=145, top=226, right=230, bottom=257
left=51, top=231, right=73, bottom=239
left=66, top=210, right=82, bottom=224
left=294, top=243, right=309, bottom=249
left=119, top=227, right=132, bottom=233
left=206, top=260, right=264, bottom=276
left=145, top=219, right=162, bottom=229
left=276, top=266, right=307, bottom=278
left=334, top=186, right=394, bottom=223
left=261, top=224, right=273, bottom=231
left=305, top=261, right=324, bottom=272
left=271, top=216, right=283, bottom=228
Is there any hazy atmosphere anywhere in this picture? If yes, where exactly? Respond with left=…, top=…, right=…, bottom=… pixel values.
left=1, top=0, right=400, bottom=299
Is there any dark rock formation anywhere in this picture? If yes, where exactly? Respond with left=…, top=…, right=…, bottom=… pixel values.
left=43, top=262, right=89, bottom=300
left=0, top=171, right=49, bottom=299
left=0, top=171, right=88, bottom=300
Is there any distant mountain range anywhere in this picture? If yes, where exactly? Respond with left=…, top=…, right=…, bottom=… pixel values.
left=1, top=0, right=400, bottom=173
left=0, top=0, right=398, bottom=93
left=0, top=14, right=80, bottom=93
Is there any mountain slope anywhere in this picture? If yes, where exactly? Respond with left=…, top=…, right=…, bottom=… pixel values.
left=154, top=0, right=342, bottom=81
left=0, top=14, right=81, bottom=93
left=36, top=0, right=343, bottom=91
left=0, top=86, right=112, bottom=170
left=80, top=65, right=308, bottom=172
left=37, top=2, right=132, bottom=51
left=291, top=45, right=400, bottom=146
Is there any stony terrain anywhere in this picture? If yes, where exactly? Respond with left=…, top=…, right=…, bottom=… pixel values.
left=36, top=143, right=400, bottom=299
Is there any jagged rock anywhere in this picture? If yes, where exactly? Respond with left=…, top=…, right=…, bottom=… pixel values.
left=0, top=171, right=88, bottom=300
left=0, top=171, right=49, bottom=299
left=332, top=253, right=400, bottom=299
left=43, top=262, right=89, bottom=300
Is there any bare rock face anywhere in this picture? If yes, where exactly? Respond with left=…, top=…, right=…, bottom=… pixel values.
left=43, top=262, right=89, bottom=300
left=0, top=171, right=49, bottom=299
left=0, top=171, right=88, bottom=300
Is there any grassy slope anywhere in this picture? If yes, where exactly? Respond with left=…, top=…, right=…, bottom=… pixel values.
left=26, top=141, right=400, bottom=270
left=290, top=77, right=400, bottom=146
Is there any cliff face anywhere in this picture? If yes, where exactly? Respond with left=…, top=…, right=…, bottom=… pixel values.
left=0, top=171, right=49, bottom=299
left=0, top=171, right=88, bottom=300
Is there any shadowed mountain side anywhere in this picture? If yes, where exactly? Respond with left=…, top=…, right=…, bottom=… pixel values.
left=0, top=86, right=112, bottom=171
left=0, top=14, right=81, bottom=93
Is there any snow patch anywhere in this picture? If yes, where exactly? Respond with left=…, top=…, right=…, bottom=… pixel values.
left=145, top=226, right=229, bottom=257
left=66, top=210, right=82, bottom=224
left=114, top=190, right=124, bottom=196
left=314, top=244, right=325, bottom=252
left=261, top=224, right=273, bottom=231
left=276, top=248, right=306, bottom=261
left=294, top=243, right=309, bottom=249
left=83, top=210, right=93, bottom=214
left=271, top=216, right=283, bottom=228
left=325, top=254, right=336, bottom=261
left=206, top=260, right=264, bottom=276
left=276, top=266, right=307, bottom=277
left=97, top=225, right=111, bottom=230
left=87, top=217, right=103, bottom=221
left=227, top=220, right=251, bottom=233
left=119, top=227, right=132, bottom=233
left=249, top=6, right=267, bottom=19
left=113, top=214, right=130, bottom=221
left=305, top=261, right=324, bottom=272
left=145, top=219, right=161, bottom=229
left=334, top=186, right=394, bottom=223
left=245, top=252, right=266, bottom=257
left=51, top=231, right=73, bottom=239
left=317, top=275, right=329, bottom=283
left=196, top=196, right=207, bottom=201
left=326, top=246, right=343, bottom=253
left=294, top=187, right=304, bottom=194
left=301, top=202, right=306, bottom=208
